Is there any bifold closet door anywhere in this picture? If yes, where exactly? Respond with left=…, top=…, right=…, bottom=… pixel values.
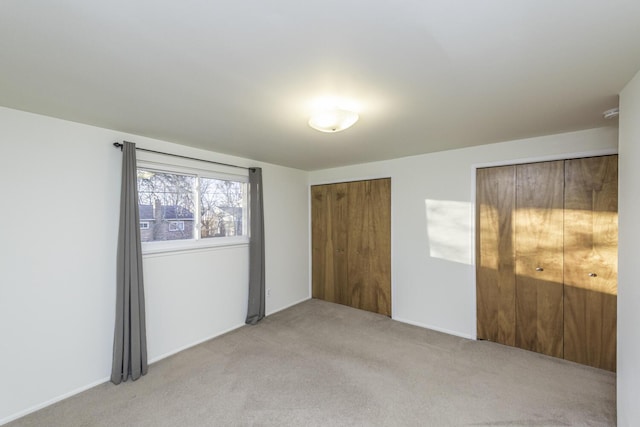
left=563, top=155, right=618, bottom=371
left=311, top=183, right=349, bottom=304
left=477, top=157, right=617, bottom=369
left=514, top=161, right=565, bottom=358
left=476, top=166, right=516, bottom=346
left=311, top=179, right=391, bottom=316
left=347, top=179, right=391, bottom=315
left=476, top=162, right=564, bottom=356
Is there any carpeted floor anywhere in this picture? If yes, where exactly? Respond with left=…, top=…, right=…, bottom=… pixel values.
left=7, top=299, right=616, bottom=426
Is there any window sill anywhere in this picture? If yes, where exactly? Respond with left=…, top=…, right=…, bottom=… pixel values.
left=141, top=236, right=249, bottom=257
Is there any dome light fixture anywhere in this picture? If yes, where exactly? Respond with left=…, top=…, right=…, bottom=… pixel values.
left=309, top=107, right=359, bottom=133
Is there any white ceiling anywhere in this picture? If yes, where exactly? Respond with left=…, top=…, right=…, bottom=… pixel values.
left=1, top=1, right=639, bottom=170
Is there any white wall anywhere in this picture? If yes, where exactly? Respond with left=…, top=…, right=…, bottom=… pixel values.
left=618, top=69, right=640, bottom=426
left=309, top=127, right=618, bottom=338
left=0, top=103, right=623, bottom=425
left=0, top=106, right=310, bottom=424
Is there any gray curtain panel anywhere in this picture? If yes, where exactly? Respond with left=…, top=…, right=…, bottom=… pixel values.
left=111, top=141, right=148, bottom=384
left=246, top=167, right=266, bottom=325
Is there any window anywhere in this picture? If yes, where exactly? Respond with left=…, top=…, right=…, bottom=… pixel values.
left=200, top=177, right=244, bottom=238
left=168, top=221, right=185, bottom=231
left=136, top=166, right=248, bottom=251
left=137, top=169, right=196, bottom=242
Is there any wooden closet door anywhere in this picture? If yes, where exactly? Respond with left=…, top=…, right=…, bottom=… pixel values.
left=476, top=166, right=516, bottom=346
left=311, top=183, right=348, bottom=304
left=563, top=155, right=618, bottom=371
left=312, top=179, right=391, bottom=316
left=311, top=184, right=331, bottom=302
left=347, top=179, right=391, bottom=316
left=515, top=161, right=565, bottom=358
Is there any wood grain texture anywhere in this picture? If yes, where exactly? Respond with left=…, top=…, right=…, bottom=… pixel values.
left=312, top=179, right=391, bottom=316
left=563, top=155, right=618, bottom=371
left=311, top=184, right=349, bottom=303
left=347, top=180, right=369, bottom=311
left=347, top=179, right=391, bottom=316
left=332, top=183, right=350, bottom=305
left=515, top=161, right=565, bottom=358
left=476, top=166, right=516, bottom=346
left=311, top=185, right=331, bottom=301
left=367, top=178, right=391, bottom=316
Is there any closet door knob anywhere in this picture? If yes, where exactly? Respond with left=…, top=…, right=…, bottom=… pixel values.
left=535, top=267, right=544, bottom=272
left=588, top=272, right=597, bottom=277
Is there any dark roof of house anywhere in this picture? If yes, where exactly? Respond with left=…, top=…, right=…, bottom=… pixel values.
left=162, top=205, right=194, bottom=219
left=139, top=204, right=194, bottom=220
left=139, top=204, right=154, bottom=220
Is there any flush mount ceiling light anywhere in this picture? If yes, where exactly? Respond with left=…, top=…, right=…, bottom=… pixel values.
left=309, top=108, right=359, bottom=133
left=307, top=96, right=361, bottom=133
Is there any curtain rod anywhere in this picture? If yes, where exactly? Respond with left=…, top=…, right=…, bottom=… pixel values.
left=113, top=142, right=254, bottom=172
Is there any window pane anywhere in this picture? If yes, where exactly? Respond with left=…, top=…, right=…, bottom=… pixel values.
left=200, top=178, right=245, bottom=238
left=137, top=169, right=196, bottom=242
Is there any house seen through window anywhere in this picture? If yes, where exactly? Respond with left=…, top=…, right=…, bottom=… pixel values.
left=137, top=168, right=246, bottom=244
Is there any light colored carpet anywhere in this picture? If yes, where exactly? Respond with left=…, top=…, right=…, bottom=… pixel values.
left=8, top=299, right=616, bottom=426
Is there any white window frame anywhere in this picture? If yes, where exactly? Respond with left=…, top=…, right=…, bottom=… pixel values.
left=140, top=221, right=150, bottom=230
left=168, top=221, right=185, bottom=232
left=136, top=154, right=249, bottom=255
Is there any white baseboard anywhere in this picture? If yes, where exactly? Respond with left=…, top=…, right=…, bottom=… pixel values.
left=0, top=376, right=110, bottom=426
left=2, top=296, right=333, bottom=426
left=2, top=322, right=247, bottom=426
left=2, top=297, right=313, bottom=426
left=266, top=296, right=311, bottom=316
left=392, top=316, right=475, bottom=340
left=151, top=296, right=313, bottom=365
left=148, top=322, right=245, bottom=364
left=150, top=297, right=312, bottom=366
